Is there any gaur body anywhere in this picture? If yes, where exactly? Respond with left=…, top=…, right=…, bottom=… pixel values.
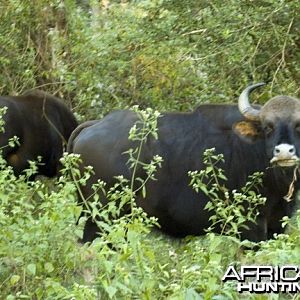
left=0, top=90, right=77, bottom=177
left=69, top=83, right=300, bottom=242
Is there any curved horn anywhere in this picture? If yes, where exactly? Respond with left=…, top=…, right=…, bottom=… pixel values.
left=238, top=82, right=266, bottom=121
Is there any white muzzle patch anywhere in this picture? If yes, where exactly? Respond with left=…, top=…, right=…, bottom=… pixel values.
left=270, top=143, right=299, bottom=167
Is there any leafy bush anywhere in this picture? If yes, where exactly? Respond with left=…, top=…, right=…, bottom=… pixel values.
left=189, top=148, right=266, bottom=238
left=0, top=156, right=85, bottom=299
left=2, top=1, right=300, bottom=117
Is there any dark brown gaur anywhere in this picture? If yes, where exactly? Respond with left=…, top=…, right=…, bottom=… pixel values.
left=69, top=83, right=300, bottom=243
left=0, top=90, right=78, bottom=177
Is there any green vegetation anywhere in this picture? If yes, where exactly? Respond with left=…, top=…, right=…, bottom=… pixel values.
left=189, top=148, right=266, bottom=238
left=1, top=0, right=300, bottom=299
left=2, top=0, right=300, bottom=116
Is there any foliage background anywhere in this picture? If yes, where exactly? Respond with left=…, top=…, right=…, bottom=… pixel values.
left=1, top=0, right=300, bottom=117
left=1, top=0, right=300, bottom=299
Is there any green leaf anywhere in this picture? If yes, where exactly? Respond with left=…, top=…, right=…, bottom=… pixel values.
left=106, top=285, right=117, bottom=298
left=200, top=185, right=209, bottom=195
left=27, top=263, right=36, bottom=275
left=204, top=202, right=213, bottom=211
left=206, top=166, right=213, bottom=174
left=185, top=288, right=203, bottom=300
left=44, top=262, right=54, bottom=273
left=10, top=275, right=20, bottom=285
left=218, top=173, right=227, bottom=180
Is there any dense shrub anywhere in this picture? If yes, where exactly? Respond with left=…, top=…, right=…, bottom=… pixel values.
left=1, top=1, right=300, bottom=117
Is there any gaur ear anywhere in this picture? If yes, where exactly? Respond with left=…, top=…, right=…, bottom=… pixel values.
left=233, top=121, right=263, bottom=143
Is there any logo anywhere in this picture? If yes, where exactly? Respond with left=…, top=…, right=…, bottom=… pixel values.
left=222, top=266, right=300, bottom=293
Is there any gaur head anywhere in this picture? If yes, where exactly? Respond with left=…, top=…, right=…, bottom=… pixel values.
left=234, top=83, right=300, bottom=167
